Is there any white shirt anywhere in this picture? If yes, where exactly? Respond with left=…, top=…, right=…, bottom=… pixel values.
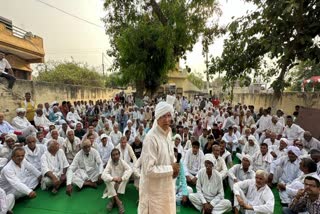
left=214, top=156, right=228, bottom=179
left=228, top=164, right=255, bottom=181
left=62, top=137, right=81, bottom=163
left=282, top=124, right=304, bottom=142
left=24, top=144, right=46, bottom=171
left=222, top=133, right=238, bottom=144
left=268, top=121, right=284, bottom=136
left=252, top=151, right=273, bottom=172
left=270, top=156, right=301, bottom=184
left=116, top=144, right=137, bottom=166
left=183, top=149, right=204, bottom=176
left=256, top=115, right=272, bottom=133
left=97, top=141, right=114, bottom=165
left=242, top=143, right=260, bottom=157
left=110, top=130, right=123, bottom=147
left=196, top=168, right=225, bottom=205
left=66, top=148, right=103, bottom=185
left=11, top=116, right=32, bottom=130
left=0, top=58, right=11, bottom=73
left=233, top=179, right=274, bottom=214
left=302, top=137, right=320, bottom=152
left=66, top=111, right=81, bottom=123
left=0, top=159, right=41, bottom=196
left=41, top=149, right=69, bottom=177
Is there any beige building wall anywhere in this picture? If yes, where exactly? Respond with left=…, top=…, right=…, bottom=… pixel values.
left=233, top=92, right=320, bottom=114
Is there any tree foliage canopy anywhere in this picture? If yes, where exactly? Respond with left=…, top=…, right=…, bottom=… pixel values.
left=211, top=0, right=320, bottom=97
left=103, top=0, right=221, bottom=97
left=35, top=61, right=104, bottom=87
left=187, top=72, right=204, bottom=90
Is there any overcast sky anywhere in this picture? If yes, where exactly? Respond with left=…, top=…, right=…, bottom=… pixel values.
left=0, top=0, right=255, bottom=76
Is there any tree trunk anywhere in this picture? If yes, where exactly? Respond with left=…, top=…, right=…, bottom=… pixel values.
left=135, top=79, right=145, bottom=99
left=148, top=0, right=168, bottom=26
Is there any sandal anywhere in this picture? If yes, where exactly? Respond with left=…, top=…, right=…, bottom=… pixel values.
left=106, top=199, right=114, bottom=212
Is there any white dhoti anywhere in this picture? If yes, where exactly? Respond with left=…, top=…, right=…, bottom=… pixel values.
left=189, top=193, right=232, bottom=214
left=41, top=172, right=61, bottom=190
left=72, top=169, right=100, bottom=188
left=0, top=188, right=15, bottom=213
left=12, top=175, right=39, bottom=198
left=102, top=180, right=129, bottom=199
left=176, top=186, right=193, bottom=202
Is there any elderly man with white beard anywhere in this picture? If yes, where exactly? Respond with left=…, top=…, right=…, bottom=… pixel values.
left=41, top=140, right=69, bottom=193
left=66, top=139, right=103, bottom=196
left=189, top=154, right=232, bottom=214
left=11, top=108, right=37, bottom=137
left=233, top=170, right=274, bottom=214
left=0, top=134, right=17, bottom=169
left=62, top=129, right=81, bottom=164
left=138, top=96, right=180, bottom=214
left=0, top=147, right=41, bottom=199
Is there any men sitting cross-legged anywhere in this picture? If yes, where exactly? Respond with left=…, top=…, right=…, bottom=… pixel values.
left=0, top=147, right=41, bottom=199
left=66, top=139, right=103, bottom=195
left=102, top=148, right=132, bottom=214
left=189, top=154, right=232, bottom=214
left=62, top=129, right=81, bottom=164
left=41, top=140, right=69, bottom=193
left=233, top=170, right=275, bottom=214
left=11, top=108, right=37, bottom=137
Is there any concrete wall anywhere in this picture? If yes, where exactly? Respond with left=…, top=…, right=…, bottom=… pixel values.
left=1, top=80, right=129, bottom=120
left=232, top=92, right=320, bottom=114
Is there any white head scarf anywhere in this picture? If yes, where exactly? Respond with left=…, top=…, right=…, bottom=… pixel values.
left=173, top=134, right=182, bottom=141
left=280, top=138, right=289, bottom=145
left=204, top=154, right=216, bottom=165
left=287, top=146, right=302, bottom=157
left=242, top=154, right=252, bottom=165
left=5, top=133, right=17, bottom=142
left=155, top=101, right=174, bottom=120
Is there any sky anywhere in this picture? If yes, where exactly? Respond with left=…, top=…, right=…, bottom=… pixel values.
left=0, top=0, right=255, bottom=77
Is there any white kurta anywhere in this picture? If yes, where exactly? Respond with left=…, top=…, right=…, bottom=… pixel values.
left=189, top=168, right=232, bottom=214
left=97, top=142, right=114, bottom=165
left=138, top=125, right=176, bottom=214
left=109, top=130, right=123, bottom=147
left=40, top=149, right=69, bottom=189
left=228, top=164, right=256, bottom=190
left=62, top=137, right=81, bottom=164
left=0, top=187, right=14, bottom=213
left=183, top=149, right=204, bottom=177
left=252, top=151, right=273, bottom=172
left=101, top=158, right=132, bottom=198
left=233, top=179, right=274, bottom=214
left=66, top=149, right=103, bottom=188
left=116, top=143, right=137, bottom=167
left=11, top=116, right=37, bottom=137
left=214, top=156, right=228, bottom=179
left=302, top=137, right=320, bottom=152
left=282, top=124, right=304, bottom=144
left=24, top=144, right=46, bottom=171
left=0, top=160, right=41, bottom=198
left=270, top=156, right=301, bottom=184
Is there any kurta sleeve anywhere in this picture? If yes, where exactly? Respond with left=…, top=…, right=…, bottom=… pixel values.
left=210, top=174, right=224, bottom=207
left=233, top=179, right=250, bottom=196
left=3, top=166, right=32, bottom=195
left=270, top=156, right=284, bottom=174
left=41, top=154, right=50, bottom=176
left=142, top=136, right=173, bottom=178
left=219, top=159, right=228, bottom=179
left=128, top=146, right=137, bottom=163
left=25, top=160, right=41, bottom=177
left=195, top=172, right=207, bottom=204
left=94, top=150, right=104, bottom=174
left=228, top=165, right=238, bottom=180
left=66, top=154, right=79, bottom=185
left=183, top=151, right=190, bottom=176
left=101, top=160, right=113, bottom=182
left=252, top=188, right=274, bottom=213
left=121, top=160, right=133, bottom=181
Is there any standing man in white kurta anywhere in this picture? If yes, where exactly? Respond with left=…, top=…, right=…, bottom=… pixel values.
left=189, top=154, right=232, bottom=214
left=66, top=139, right=103, bottom=195
left=138, top=99, right=180, bottom=214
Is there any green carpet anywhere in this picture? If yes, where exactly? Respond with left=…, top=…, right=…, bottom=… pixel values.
left=13, top=182, right=282, bottom=214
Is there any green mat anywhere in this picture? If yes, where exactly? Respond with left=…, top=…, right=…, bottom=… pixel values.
left=13, top=182, right=282, bottom=214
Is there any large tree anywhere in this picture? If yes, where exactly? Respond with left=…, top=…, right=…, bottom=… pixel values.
left=212, top=0, right=320, bottom=98
left=103, top=0, right=221, bottom=97
left=35, top=61, right=104, bottom=87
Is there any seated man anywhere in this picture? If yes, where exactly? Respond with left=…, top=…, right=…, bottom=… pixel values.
left=66, top=107, right=82, bottom=128
left=220, top=140, right=233, bottom=168
left=34, top=108, right=53, bottom=131
left=228, top=155, right=256, bottom=190
left=131, top=136, right=143, bottom=159
left=283, top=175, right=320, bottom=214
left=41, top=140, right=69, bottom=193
left=0, top=147, right=41, bottom=199
left=278, top=158, right=317, bottom=206
left=302, top=131, right=320, bottom=152
left=222, top=126, right=238, bottom=153
left=116, top=136, right=137, bottom=168
left=102, top=148, right=132, bottom=214
left=0, top=134, right=18, bottom=168
left=268, top=146, right=301, bottom=186
left=212, top=145, right=228, bottom=179
left=0, top=186, right=15, bottom=214
left=62, top=129, right=81, bottom=164
left=252, top=143, right=273, bottom=172
left=183, top=141, right=204, bottom=186
left=66, top=140, right=103, bottom=195
left=24, top=135, right=46, bottom=171
left=109, top=124, right=123, bottom=147
left=11, top=108, right=37, bottom=137
left=97, top=134, right=114, bottom=167
left=0, top=112, right=14, bottom=141
left=233, top=170, right=274, bottom=214
left=189, top=154, right=232, bottom=214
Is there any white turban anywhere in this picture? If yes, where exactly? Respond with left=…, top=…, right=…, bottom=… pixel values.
left=127, top=119, right=132, bottom=124
left=204, top=154, right=216, bottom=165
left=287, top=146, right=302, bottom=157
left=5, top=133, right=17, bottom=142
left=242, top=154, right=252, bottom=165
left=155, top=101, right=174, bottom=120
left=16, top=108, right=26, bottom=113
left=305, top=174, right=320, bottom=183
left=173, top=134, right=182, bottom=141
left=280, top=138, right=289, bottom=145
left=166, top=95, right=176, bottom=105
